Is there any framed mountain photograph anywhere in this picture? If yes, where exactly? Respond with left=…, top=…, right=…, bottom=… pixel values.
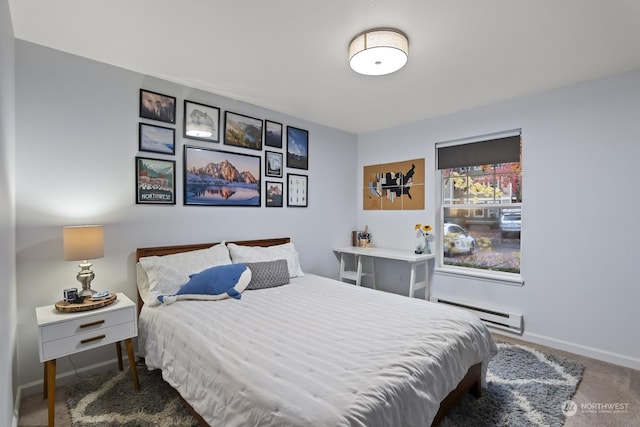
left=183, top=145, right=261, bottom=206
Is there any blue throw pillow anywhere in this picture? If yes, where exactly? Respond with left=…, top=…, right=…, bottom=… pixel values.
left=157, top=263, right=251, bottom=304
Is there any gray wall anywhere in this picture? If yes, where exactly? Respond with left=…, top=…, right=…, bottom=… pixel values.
left=0, top=0, right=17, bottom=424
left=14, top=41, right=358, bottom=389
left=357, top=70, right=640, bottom=369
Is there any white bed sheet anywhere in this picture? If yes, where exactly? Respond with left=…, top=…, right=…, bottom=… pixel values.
left=139, top=274, right=497, bottom=427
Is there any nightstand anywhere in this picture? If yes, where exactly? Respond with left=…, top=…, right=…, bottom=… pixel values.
left=35, top=292, right=139, bottom=427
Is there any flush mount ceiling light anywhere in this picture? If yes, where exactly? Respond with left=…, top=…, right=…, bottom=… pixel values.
left=349, top=28, right=409, bottom=76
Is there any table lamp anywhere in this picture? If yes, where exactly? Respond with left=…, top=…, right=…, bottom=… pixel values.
left=63, top=225, right=104, bottom=297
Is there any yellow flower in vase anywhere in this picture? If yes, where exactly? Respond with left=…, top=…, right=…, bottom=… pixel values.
left=414, top=224, right=433, bottom=254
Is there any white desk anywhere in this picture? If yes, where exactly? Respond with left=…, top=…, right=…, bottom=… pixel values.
left=334, top=246, right=436, bottom=299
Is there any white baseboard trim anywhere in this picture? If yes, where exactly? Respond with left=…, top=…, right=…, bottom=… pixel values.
left=493, top=329, right=640, bottom=371
left=15, top=357, right=121, bottom=413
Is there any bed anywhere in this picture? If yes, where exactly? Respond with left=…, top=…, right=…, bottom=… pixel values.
left=136, top=238, right=497, bottom=427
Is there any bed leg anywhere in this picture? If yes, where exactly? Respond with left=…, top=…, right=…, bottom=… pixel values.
left=431, top=363, right=482, bottom=426
left=470, top=379, right=482, bottom=398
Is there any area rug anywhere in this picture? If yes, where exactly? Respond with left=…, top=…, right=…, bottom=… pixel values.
left=66, top=367, right=198, bottom=426
left=66, top=342, right=583, bottom=426
left=441, top=342, right=584, bottom=427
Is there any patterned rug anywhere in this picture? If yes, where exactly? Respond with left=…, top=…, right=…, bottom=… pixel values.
left=66, top=342, right=583, bottom=426
left=441, top=342, right=584, bottom=427
left=66, top=368, right=198, bottom=426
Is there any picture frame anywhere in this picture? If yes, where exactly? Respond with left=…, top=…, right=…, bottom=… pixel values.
left=139, top=89, right=176, bottom=124
left=135, top=157, right=176, bottom=204
left=265, top=150, right=283, bottom=178
left=183, top=145, right=261, bottom=207
left=184, top=100, right=220, bottom=143
left=139, top=123, right=175, bottom=155
left=265, top=181, right=283, bottom=207
left=286, top=126, right=309, bottom=170
left=224, top=111, right=263, bottom=151
left=265, top=120, right=283, bottom=148
left=287, top=173, right=308, bottom=207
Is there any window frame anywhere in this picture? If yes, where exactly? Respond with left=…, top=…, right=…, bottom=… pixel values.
left=434, top=129, right=524, bottom=286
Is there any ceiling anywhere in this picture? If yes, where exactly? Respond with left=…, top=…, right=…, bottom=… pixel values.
left=9, top=0, right=640, bottom=134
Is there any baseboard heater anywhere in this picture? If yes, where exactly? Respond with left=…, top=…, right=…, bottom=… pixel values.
left=429, top=296, right=523, bottom=334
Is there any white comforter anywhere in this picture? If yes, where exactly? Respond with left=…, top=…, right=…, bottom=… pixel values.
left=139, top=274, right=497, bottom=427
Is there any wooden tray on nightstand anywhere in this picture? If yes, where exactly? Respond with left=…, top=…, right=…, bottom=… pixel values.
left=54, top=293, right=117, bottom=312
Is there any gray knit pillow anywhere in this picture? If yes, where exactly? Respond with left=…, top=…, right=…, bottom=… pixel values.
left=245, top=259, right=291, bottom=290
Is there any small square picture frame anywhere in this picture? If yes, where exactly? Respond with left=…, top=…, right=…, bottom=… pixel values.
left=139, top=122, right=175, bottom=155
left=184, top=100, right=220, bottom=143
left=265, top=120, right=283, bottom=148
left=265, top=150, right=283, bottom=178
left=287, top=173, right=308, bottom=207
left=135, top=157, right=176, bottom=204
left=139, top=89, right=176, bottom=124
left=265, top=181, right=283, bottom=207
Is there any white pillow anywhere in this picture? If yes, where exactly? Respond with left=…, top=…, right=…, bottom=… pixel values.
left=137, top=242, right=232, bottom=306
left=227, top=242, right=304, bottom=279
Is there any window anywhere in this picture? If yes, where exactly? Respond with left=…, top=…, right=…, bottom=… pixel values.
left=437, top=131, right=522, bottom=279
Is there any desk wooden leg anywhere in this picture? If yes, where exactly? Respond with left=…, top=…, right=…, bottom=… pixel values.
left=45, top=359, right=56, bottom=427
left=116, top=341, right=124, bottom=371
left=125, top=339, right=140, bottom=390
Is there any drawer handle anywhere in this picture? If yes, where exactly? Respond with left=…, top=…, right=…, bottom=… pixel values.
left=80, top=334, right=106, bottom=344
left=80, top=320, right=105, bottom=328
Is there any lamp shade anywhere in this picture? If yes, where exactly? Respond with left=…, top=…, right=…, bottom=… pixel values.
left=349, top=28, right=408, bottom=76
left=63, top=225, right=104, bottom=261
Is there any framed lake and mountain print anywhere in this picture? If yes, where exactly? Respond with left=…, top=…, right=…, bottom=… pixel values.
left=183, top=145, right=261, bottom=206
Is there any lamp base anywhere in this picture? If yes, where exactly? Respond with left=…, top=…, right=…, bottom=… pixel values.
left=78, top=288, right=97, bottom=298
left=76, top=261, right=97, bottom=297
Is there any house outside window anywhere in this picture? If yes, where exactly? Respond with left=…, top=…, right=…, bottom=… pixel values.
left=437, top=131, right=522, bottom=282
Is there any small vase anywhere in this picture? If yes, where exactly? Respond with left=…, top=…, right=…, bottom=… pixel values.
left=415, top=235, right=426, bottom=254
left=424, top=239, right=432, bottom=254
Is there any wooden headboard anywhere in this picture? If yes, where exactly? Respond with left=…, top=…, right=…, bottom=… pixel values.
left=135, top=237, right=290, bottom=312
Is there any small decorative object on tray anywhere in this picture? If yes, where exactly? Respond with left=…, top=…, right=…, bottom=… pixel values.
left=91, top=290, right=111, bottom=300
left=357, top=225, right=371, bottom=247
left=55, top=291, right=117, bottom=313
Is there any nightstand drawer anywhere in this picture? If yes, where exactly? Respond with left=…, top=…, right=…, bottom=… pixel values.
left=41, top=321, right=136, bottom=360
left=40, top=306, right=135, bottom=342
